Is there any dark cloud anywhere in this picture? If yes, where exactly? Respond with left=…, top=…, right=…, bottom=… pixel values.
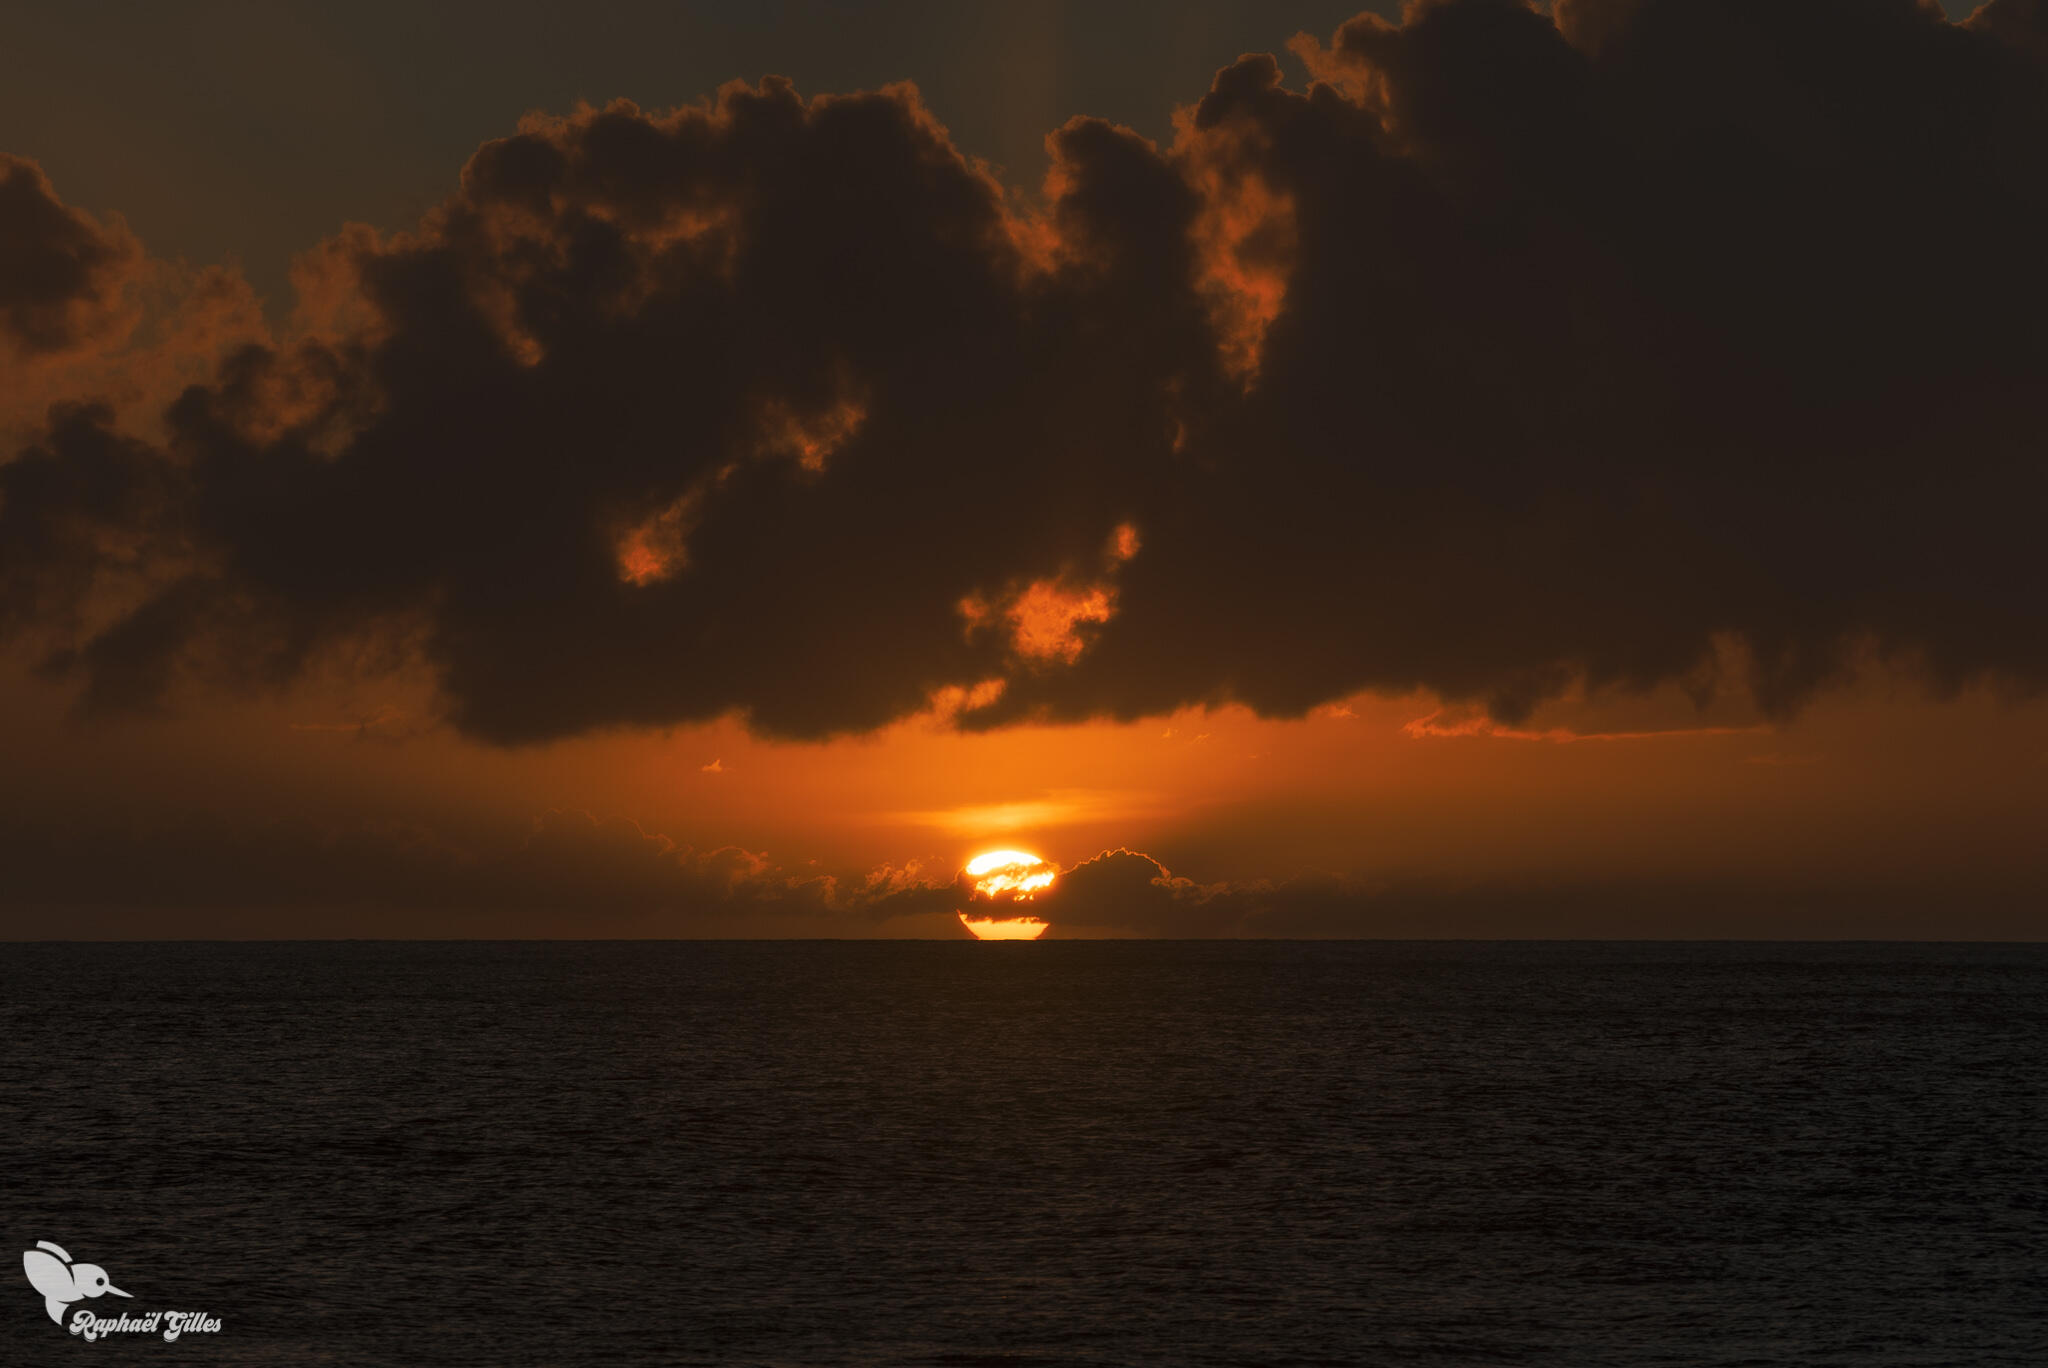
left=997, top=0, right=2048, bottom=727
left=0, top=403, right=182, bottom=648
left=4, top=0, right=2047, bottom=742
left=1020, top=848, right=1225, bottom=931
left=1022, top=847, right=1417, bottom=938
left=1963, top=0, right=2048, bottom=64
left=0, top=155, right=140, bottom=362
left=1026, top=848, right=2046, bottom=939
left=0, top=807, right=958, bottom=937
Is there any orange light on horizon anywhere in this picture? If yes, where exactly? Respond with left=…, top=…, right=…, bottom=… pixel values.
left=958, top=913, right=1050, bottom=940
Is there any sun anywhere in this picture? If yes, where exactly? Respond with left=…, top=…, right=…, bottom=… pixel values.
left=965, top=849, right=1057, bottom=898
left=959, top=849, right=1056, bottom=940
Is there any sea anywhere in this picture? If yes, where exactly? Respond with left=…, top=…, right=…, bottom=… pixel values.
left=3, top=941, right=2043, bottom=1365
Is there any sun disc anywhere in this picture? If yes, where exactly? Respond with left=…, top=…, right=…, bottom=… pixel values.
left=964, top=849, right=1042, bottom=877
left=961, top=849, right=1057, bottom=939
left=964, top=849, right=1057, bottom=900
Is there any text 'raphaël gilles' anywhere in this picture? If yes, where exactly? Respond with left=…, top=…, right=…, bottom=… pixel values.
left=69, top=1308, right=224, bottom=1342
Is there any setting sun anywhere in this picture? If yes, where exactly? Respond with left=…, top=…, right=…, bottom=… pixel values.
left=964, top=850, right=1056, bottom=898
left=959, top=849, right=1056, bottom=940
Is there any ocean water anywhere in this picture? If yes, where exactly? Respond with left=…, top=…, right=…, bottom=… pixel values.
left=2, top=941, right=2044, bottom=1365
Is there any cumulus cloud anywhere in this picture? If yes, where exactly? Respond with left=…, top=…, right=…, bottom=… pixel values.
left=4, top=0, right=2047, bottom=743
left=0, top=156, right=268, bottom=446
left=0, top=155, right=140, bottom=363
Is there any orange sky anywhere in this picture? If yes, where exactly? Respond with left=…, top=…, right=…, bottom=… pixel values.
left=5, top=654, right=2043, bottom=936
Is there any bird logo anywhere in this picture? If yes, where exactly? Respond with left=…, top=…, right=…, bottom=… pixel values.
left=22, top=1240, right=131, bottom=1325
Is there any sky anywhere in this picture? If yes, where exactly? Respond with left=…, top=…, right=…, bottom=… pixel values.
left=2, top=0, right=2045, bottom=938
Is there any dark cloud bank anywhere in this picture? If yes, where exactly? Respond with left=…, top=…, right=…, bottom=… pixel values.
left=1025, top=847, right=2044, bottom=939
left=0, top=809, right=960, bottom=938
left=6, top=0, right=2047, bottom=742
left=9, top=824, right=2034, bottom=938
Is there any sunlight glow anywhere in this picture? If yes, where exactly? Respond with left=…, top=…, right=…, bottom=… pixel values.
left=958, top=580, right=1116, bottom=665
left=961, top=849, right=1057, bottom=940
left=615, top=492, right=700, bottom=586
left=964, top=849, right=1058, bottom=897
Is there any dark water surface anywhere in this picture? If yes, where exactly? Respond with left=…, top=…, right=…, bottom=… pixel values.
left=3, top=942, right=2044, bottom=1365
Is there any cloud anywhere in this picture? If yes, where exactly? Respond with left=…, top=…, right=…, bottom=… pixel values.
left=1024, top=846, right=2046, bottom=939
left=1030, top=848, right=1236, bottom=932
left=1401, top=705, right=1767, bottom=744
left=4, top=1, right=2048, bottom=743
left=0, top=807, right=959, bottom=937
left=0, top=156, right=268, bottom=446
left=1965, top=0, right=2048, bottom=65
left=0, top=155, right=140, bottom=363
left=1, top=823, right=2039, bottom=940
